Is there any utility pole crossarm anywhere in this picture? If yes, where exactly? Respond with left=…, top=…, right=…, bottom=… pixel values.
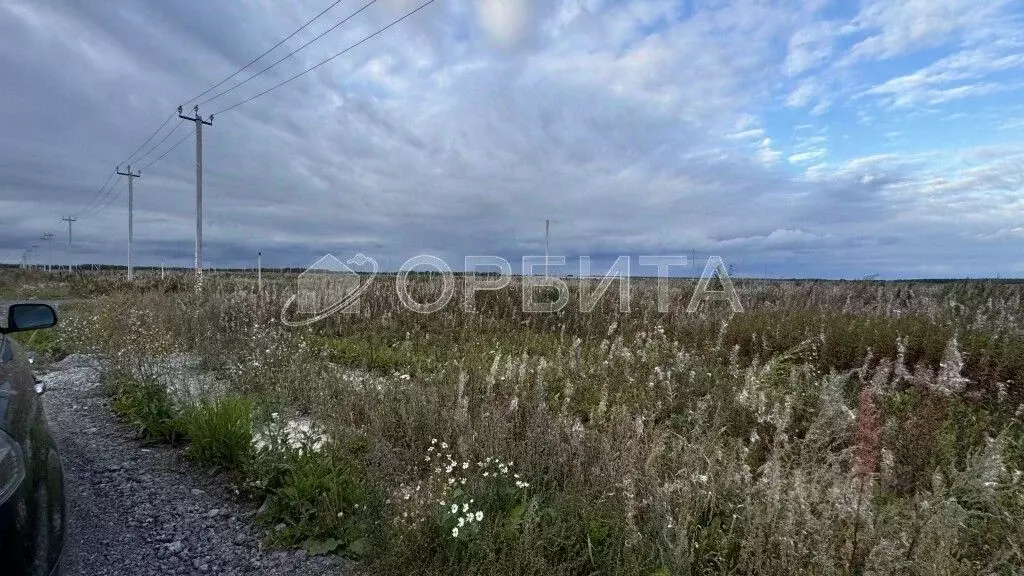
left=178, top=104, right=214, bottom=126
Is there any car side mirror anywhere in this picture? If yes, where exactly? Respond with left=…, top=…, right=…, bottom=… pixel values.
left=2, top=303, right=58, bottom=334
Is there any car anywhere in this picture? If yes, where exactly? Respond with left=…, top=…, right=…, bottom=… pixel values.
left=0, top=302, right=64, bottom=576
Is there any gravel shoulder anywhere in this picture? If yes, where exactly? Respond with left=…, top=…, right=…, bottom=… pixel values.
left=40, top=355, right=355, bottom=576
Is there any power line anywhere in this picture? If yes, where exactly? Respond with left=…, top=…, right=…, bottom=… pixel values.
left=214, top=0, right=438, bottom=116
left=79, top=176, right=122, bottom=220
left=77, top=125, right=192, bottom=222
left=134, top=118, right=185, bottom=166
left=140, top=126, right=195, bottom=172
left=82, top=177, right=126, bottom=220
left=182, top=0, right=351, bottom=106
left=75, top=168, right=117, bottom=217
left=198, top=0, right=377, bottom=109
left=74, top=113, right=178, bottom=219
left=72, top=0, right=361, bottom=220
left=121, top=110, right=177, bottom=166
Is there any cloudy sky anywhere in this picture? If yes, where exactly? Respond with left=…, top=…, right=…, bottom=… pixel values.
left=1, top=0, right=1023, bottom=279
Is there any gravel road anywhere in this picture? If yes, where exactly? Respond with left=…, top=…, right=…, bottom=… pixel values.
left=39, top=355, right=355, bottom=576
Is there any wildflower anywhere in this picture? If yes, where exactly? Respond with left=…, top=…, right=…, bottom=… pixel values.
left=475, top=511, right=483, bottom=522
left=452, top=527, right=459, bottom=538
left=451, top=504, right=459, bottom=514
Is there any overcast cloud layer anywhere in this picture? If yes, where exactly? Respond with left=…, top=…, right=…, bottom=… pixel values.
left=1, top=0, right=1023, bottom=279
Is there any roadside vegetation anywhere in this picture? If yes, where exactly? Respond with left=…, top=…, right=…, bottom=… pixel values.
left=7, top=268, right=1024, bottom=575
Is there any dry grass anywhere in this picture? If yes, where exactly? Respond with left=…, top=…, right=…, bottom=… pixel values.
left=8, top=268, right=1024, bottom=575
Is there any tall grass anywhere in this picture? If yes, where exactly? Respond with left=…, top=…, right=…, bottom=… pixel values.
left=16, top=268, right=1024, bottom=575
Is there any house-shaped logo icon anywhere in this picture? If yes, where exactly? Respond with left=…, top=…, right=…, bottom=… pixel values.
left=296, top=254, right=362, bottom=315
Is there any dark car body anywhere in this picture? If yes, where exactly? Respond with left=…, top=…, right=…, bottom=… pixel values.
left=0, top=304, right=64, bottom=576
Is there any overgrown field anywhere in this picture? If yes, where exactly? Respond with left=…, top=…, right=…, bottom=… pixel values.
left=7, top=269, right=1024, bottom=575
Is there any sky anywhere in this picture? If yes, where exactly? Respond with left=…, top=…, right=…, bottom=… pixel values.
left=1, top=0, right=1023, bottom=279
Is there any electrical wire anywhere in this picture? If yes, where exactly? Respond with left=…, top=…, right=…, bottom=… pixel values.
left=70, top=0, right=434, bottom=226
left=75, top=168, right=117, bottom=218
left=133, top=119, right=185, bottom=168
left=182, top=0, right=351, bottom=105
left=89, top=178, right=127, bottom=218
left=79, top=177, right=125, bottom=219
left=140, top=126, right=195, bottom=173
left=78, top=126, right=192, bottom=221
left=121, top=110, right=176, bottom=167
left=213, top=0, right=437, bottom=116
left=73, top=0, right=354, bottom=219
left=197, top=0, right=377, bottom=109
left=75, top=111, right=178, bottom=219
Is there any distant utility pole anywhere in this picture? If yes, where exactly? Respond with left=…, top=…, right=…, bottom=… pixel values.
left=161, top=260, right=165, bottom=280
left=178, top=105, right=213, bottom=281
left=61, top=216, right=76, bottom=272
left=257, top=251, right=262, bottom=293
left=41, top=233, right=54, bottom=272
left=117, top=165, right=141, bottom=281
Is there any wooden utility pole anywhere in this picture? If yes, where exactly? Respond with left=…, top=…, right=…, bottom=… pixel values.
left=178, top=105, right=213, bottom=281
left=117, top=165, right=141, bottom=281
left=61, top=216, right=76, bottom=272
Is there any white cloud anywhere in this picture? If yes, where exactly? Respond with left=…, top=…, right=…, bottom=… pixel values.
left=756, top=137, right=782, bottom=165
left=785, top=77, right=825, bottom=108
left=789, top=147, right=827, bottom=164
left=840, top=0, right=1016, bottom=65
left=1, top=0, right=1022, bottom=278
left=726, top=128, right=766, bottom=141
left=476, top=0, right=534, bottom=50
left=862, top=47, right=1024, bottom=108
left=783, top=21, right=835, bottom=77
